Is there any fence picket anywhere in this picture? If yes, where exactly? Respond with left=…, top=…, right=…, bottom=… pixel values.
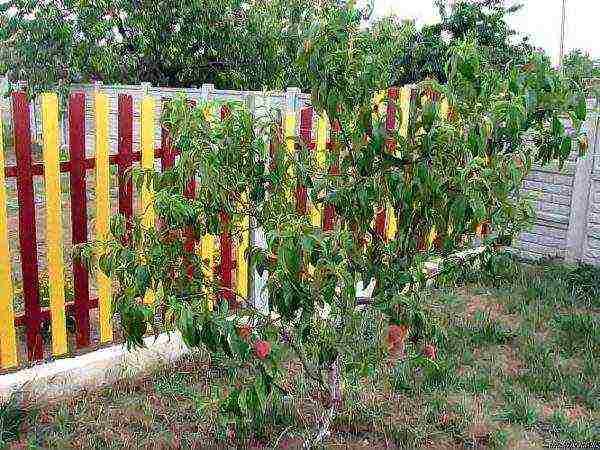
left=118, top=95, right=134, bottom=223
left=41, top=93, right=68, bottom=357
left=94, top=92, right=113, bottom=343
left=385, top=87, right=399, bottom=242
left=400, top=86, right=411, bottom=138
left=236, top=193, right=249, bottom=302
left=202, top=234, right=216, bottom=309
left=374, top=88, right=399, bottom=240
left=141, top=95, right=156, bottom=305
left=0, top=111, right=18, bottom=369
left=312, top=114, right=328, bottom=228
left=160, top=98, right=175, bottom=171
left=219, top=106, right=234, bottom=305
left=12, top=92, right=43, bottom=361
left=323, top=120, right=340, bottom=231
left=284, top=98, right=297, bottom=214
left=69, top=93, right=91, bottom=348
left=297, top=107, right=313, bottom=215
left=141, top=95, right=156, bottom=229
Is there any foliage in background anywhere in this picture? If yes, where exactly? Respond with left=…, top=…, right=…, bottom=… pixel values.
left=4, top=0, right=594, bottom=96
left=562, top=49, right=600, bottom=98
left=0, top=0, right=325, bottom=94
left=393, top=0, right=534, bottom=86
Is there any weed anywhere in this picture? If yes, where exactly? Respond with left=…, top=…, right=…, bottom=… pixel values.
left=551, top=313, right=600, bottom=354
left=544, top=262, right=600, bottom=305
left=497, top=388, right=539, bottom=426
left=471, top=311, right=516, bottom=345
left=488, top=429, right=509, bottom=449
left=0, top=394, right=29, bottom=446
left=387, top=360, right=413, bottom=393
left=448, top=312, right=515, bottom=348
left=544, top=410, right=600, bottom=445
left=388, top=423, right=426, bottom=449
left=459, top=372, right=494, bottom=394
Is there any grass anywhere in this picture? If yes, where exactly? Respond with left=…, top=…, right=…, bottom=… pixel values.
left=2, top=255, right=600, bottom=449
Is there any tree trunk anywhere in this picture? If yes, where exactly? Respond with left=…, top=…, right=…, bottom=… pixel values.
left=305, top=355, right=341, bottom=449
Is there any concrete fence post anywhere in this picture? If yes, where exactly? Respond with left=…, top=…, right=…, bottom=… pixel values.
left=200, top=83, right=214, bottom=101
left=140, top=82, right=152, bottom=100
left=285, top=87, right=301, bottom=119
left=246, top=93, right=271, bottom=313
left=565, top=99, right=598, bottom=262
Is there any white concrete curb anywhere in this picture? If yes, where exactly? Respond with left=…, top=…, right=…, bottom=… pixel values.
left=0, top=332, right=191, bottom=402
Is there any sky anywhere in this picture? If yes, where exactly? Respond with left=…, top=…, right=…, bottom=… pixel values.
left=373, top=0, right=600, bottom=63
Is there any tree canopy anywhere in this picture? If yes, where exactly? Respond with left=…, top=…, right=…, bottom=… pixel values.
left=1, top=0, right=581, bottom=95
left=0, top=0, right=324, bottom=93
left=77, top=2, right=587, bottom=446
left=392, top=0, right=534, bottom=86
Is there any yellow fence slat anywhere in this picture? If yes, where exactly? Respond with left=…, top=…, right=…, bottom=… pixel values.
left=284, top=109, right=297, bottom=211
left=285, top=110, right=297, bottom=183
left=385, top=206, right=397, bottom=242
left=95, top=92, right=113, bottom=343
left=385, top=89, right=399, bottom=242
left=141, top=96, right=156, bottom=305
left=440, top=98, right=449, bottom=119
left=0, top=111, right=18, bottom=369
left=400, top=86, right=411, bottom=138
left=285, top=111, right=296, bottom=156
left=372, top=90, right=386, bottom=123
left=202, top=234, right=216, bottom=310
left=41, top=93, right=68, bottom=357
left=311, top=114, right=328, bottom=228
left=141, top=96, right=156, bottom=229
left=236, top=194, right=249, bottom=301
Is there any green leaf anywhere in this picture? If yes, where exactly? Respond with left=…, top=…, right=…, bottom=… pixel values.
left=576, top=96, right=587, bottom=121
left=200, top=322, right=219, bottom=353
left=134, top=266, right=150, bottom=295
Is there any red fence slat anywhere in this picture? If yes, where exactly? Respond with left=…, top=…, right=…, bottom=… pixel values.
left=323, top=120, right=340, bottom=231
left=296, top=107, right=313, bottom=215
left=12, top=92, right=43, bottom=361
left=69, top=92, right=91, bottom=348
left=118, top=95, right=134, bottom=223
left=182, top=158, right=196, bottom=281
left=161, top=98, right=176, bottom=171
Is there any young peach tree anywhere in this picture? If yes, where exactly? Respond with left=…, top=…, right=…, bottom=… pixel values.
left=80, top=3, right=587, bottom=446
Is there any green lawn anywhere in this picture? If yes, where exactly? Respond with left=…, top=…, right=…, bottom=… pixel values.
left=2, top=256, right=600, bottom=449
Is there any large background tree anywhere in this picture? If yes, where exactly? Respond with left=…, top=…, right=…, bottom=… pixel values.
left=391, top=0, right=534, bottom=86
left=562, top=49, right=600, bottom=97
left=3, top=0, right=586, bottom=96
left=0, top=0, right=327, bottom=93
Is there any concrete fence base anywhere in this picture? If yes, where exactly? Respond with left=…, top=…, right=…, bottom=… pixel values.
left=0, top=332, right=191, bottom=403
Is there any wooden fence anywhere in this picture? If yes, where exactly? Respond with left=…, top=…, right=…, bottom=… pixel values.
left=1, top=82, right=596, bottom=372
left=0, top=85, right=412, bottom=371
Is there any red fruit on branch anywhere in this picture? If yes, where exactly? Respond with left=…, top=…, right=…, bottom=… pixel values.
left=522, top=61, right=536, bottom=73
left=226, top=427, right=236, bottom=442
left=439, top=413, right=450, bottom=427
left=237, top=324, right=252, bottom=342
left=446, top=107, right=459, bottom=123
left=254, top=340, right=271, bottom=359
left=423, top=343, right=437, bottom=360
left=386, top=324, right=408, bottom=351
